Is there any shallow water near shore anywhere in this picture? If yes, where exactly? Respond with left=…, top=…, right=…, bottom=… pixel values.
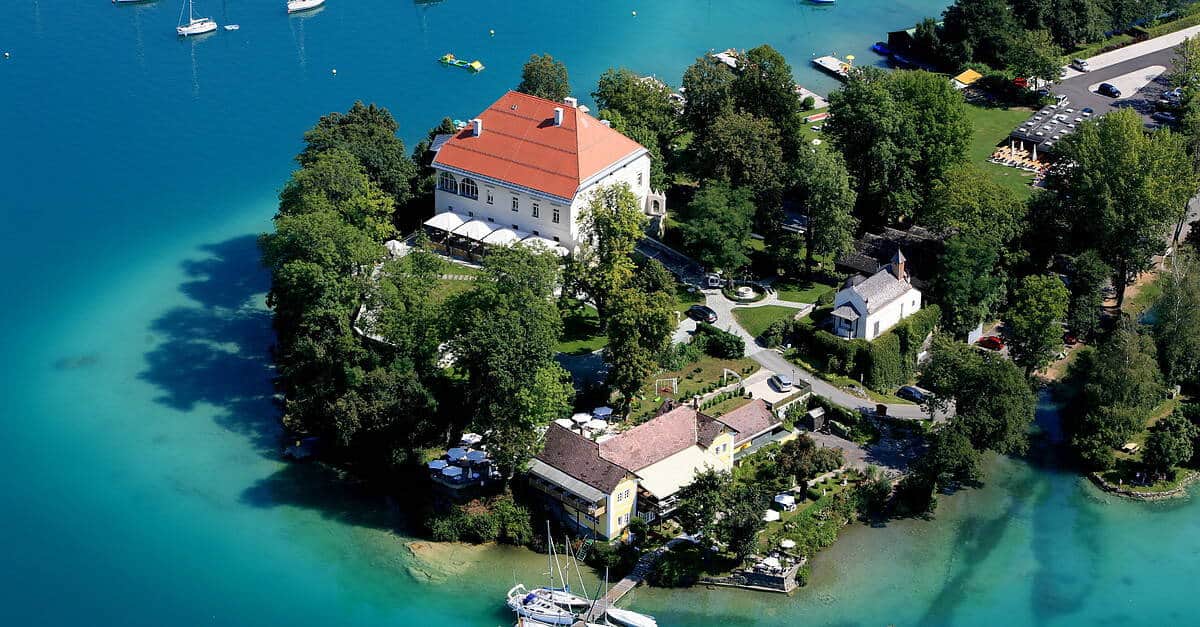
left=3, top=0, right=1200, bottom=625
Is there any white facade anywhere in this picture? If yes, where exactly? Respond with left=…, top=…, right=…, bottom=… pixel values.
left=432, top=152, right=653, bottom=252
left=832, top=255, right=922, bottom=340
left=833, top=287, right=922, bottom=340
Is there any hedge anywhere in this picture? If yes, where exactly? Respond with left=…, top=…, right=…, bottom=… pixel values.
left=866, top=333, right=903, bottom=391
left=695, top=323, right=745, bottom=358
left=891, top=305, right=940, bottom=382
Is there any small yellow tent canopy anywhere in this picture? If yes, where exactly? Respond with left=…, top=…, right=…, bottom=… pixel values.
left=469, top=60, right=484, bottom=72
left=952, top=69, right=982, bottom=86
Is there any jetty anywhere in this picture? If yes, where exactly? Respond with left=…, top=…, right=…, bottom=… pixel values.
left=811, top=55, right=851, bottom=80
left=583, top=550, right=659, bottom=621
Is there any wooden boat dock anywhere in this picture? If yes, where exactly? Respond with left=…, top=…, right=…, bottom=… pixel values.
left=582, top=550, right=658, bottom=622
left=811, top=55, right=850, bottom=80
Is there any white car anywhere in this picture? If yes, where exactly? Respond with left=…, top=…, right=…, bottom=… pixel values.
left=769, top=374, right=794, bottom=392
left=1071, top=58, right=1091, bottom=72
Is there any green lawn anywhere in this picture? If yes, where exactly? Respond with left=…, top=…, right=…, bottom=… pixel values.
left=704, top=395, right=753, bottom=417
left=1124, top=274, right=1165, bottom=318
left=557, top=305, right=607, bottom=355
left=674, top=281, right=706, bottom=314
left=774, top=279, right=836, bottom=305
left=965, top=104, right=1038, bottom=198
left=733, top=305, right=802, bottom=338
left=627, top=355, right=760, bottom=423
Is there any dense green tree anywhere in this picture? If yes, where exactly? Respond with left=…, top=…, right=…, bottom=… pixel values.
left=679, top=181, right=756, bottom=274
left=680, top=55, right=736, bottom=138
left=776, top=434, right=843, bottom=484
left=604, top=286, right=675, bottom=410
left=933, top=234, right=1006, bottom=337
left=299, top=102, right=417, bottom=209
left=370, top=244, right=449, bottom=374
left=917, top=428, right=983, bottom=487
left=825, top=69, right=969, bottom=226
left=1004, top=274, right=1070, bottom=375
left=825, top=68, right=912, bottom=224
left=449, top=246, right=571, bottom=478
left=1066, top=249, right=1110, bottom=340
left=731, top=45, right=804, bottom=157
left=1066, top=322, right=1165, bottom=468
left=516, top=53, right=572, bottom=102
left=793, top=144, right=859, bottom=276
left=1005, top=29, right=1063, bottom=86
left=1044, top=0, right=1106, bottom=49
left=1169, top=36, right=1200, bottom=92
left=924, top=163, right=1025, bottom=250
left=1143, top=412, right=1198, bottom=473
left=694, top=111, right=785, bottom=206
left=1153, top=253, right=1200, bottom=385
left=718, top=483, right=768, bottom=560
left=1045, top=108, right=1197, bottom=306
left=279, top=148, right=398, bottom=243
left=571, top=183, right=647, bottom=324
left=593, top=67, right=679, bottom=149
left=674, top=469, right=731, bottom=539
left=920, top=334, right=1036, bottom=454
left=940, top=0, right=1022, bottom=67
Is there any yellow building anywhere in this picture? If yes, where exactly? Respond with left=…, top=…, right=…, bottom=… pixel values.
left=530, top=403, right=755, bottom=539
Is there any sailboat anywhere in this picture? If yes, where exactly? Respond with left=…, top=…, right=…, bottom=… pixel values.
left=506, top=584, right=576, bottom=626
left=286, top=0, right=326, bottom=14
left=176, top=0, right=217, bottom=36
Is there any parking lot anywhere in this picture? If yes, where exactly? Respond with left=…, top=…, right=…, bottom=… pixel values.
left=1052, top=46, right=1177, bottom=126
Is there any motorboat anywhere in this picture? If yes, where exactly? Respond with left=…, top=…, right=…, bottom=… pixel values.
left=607, top=607, right=658, bottom=627
left=223, top=24, right=240, bottom=30
left=506, top=584, right=576, bottom=626
left=176, top=0, right=217, bottom=36
left=287, top=0, right=326, bottom=13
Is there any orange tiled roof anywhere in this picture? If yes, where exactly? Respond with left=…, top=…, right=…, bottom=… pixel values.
left=432, top=91, right=647, bottom=200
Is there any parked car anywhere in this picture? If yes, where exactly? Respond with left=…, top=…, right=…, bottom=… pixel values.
left=1071, top=58, right=1091, bottom=72
left=1097, top=83, right=1122, bottom=98
left=769, top=373, right=794, bottom=392
left=897, top=385, right=932, bottom=403
left=1062, top=332, right=1079, bottom=346
left=688, top=304, right=718, bottom=323
left=1153, top=111, right=1178, bottom=123
left=977, top=335, right=1005, bottom=351
left=703, top=272, right=723, bottom=288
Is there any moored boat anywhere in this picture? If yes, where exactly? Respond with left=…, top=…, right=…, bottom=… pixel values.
left=531, top=587, right=590, bottom=609
left=287, top=0, right=326, bottom=14
left=506, top=584, right=576, bottom=626
left=176, top=0, right=217, bottom=36
left=607, top=606, right=658, bottom=627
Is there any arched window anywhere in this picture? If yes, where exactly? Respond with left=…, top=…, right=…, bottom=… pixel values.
left=459, top=177, right=479, bottom=200
left=438, top=171, right=457, bottom=194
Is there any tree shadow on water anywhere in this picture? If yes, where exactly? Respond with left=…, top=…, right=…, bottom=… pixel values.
left=138, top=235, right=281, bottom=456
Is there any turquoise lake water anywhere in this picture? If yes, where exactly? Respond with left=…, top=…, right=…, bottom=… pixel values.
left=3, top=1, right=1200, bottom=625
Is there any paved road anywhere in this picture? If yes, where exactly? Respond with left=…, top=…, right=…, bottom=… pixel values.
left=699, top=290, right=934, bottom=420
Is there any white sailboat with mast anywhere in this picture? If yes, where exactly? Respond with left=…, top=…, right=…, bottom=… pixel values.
left=176, top=0, right=217, bottom=36
left=286, top=0, right=326, bottom=14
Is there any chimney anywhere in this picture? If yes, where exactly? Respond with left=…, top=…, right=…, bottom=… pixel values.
left=563, top=96, right=578, bottom=108
left=600, top=119, right=612, bottom=127
left=471, top=118, right=483, bottom=136
left=553, top=107, right=564, bottom=126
